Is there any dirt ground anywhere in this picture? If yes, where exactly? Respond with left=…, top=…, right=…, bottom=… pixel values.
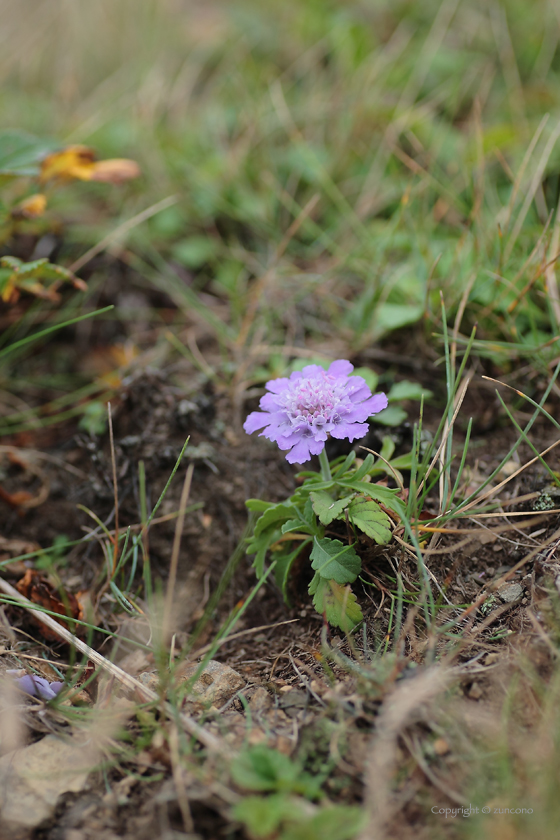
left=2, top=264, right=560, bottom=840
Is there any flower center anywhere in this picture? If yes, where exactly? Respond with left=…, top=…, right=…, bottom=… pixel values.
left=284, top=372, right=346, bottom=427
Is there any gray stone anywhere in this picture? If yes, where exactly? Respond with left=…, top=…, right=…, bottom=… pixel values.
left=0, top=735, right=91, bottom=832
left=181, top=660, right=245, bottom=706
left=497, top=583, right=523, bottom=603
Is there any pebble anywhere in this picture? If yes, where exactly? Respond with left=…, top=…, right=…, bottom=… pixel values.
left=497, top=583, right=523, bottom=603
left=137, top=660, right=245, bottom=707
left=0, top=735, right=91, bottom=832
left=468, top=682, right=483, bottom=700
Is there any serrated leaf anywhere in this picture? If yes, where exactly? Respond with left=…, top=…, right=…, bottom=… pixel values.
left=338, top=479, right=404, bottom=517
left=254, top=503, right=297, bottom=538
left=310, top=537, right=360, bottom=583
left=309, top=574, right=363, bottom=632
left=347, top=497, right=392, bottom=544
left=310, top=491, right=349, bottom=525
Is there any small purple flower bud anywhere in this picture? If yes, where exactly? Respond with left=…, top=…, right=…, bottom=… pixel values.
left=14, top=674, right=64, bottom=701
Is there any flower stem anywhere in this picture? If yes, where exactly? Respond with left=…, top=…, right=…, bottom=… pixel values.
left=318, top=448, right=332, bottom=482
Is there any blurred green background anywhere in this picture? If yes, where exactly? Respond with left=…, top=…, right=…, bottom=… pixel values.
left=3, top=0, right=560, bottom=368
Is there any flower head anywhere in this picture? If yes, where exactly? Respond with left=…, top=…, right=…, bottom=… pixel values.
left=244, top=360, right=388, bottom=464
left=12, top=673, right=64, bottom=701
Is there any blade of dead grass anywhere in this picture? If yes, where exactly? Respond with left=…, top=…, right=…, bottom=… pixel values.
left=504, top=119, right=560, bottom=262
left=107, top=402, right=119, bottom=576
left=358, top=666, right=452, bottom=840
left=68, top=195, right=178, bottom=274
left=163, top=462, right=194, bottom=641
left=0, top=575, right=231, bottom=757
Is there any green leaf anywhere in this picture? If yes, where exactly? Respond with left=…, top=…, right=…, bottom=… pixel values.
left=246, top=531, right=278, bottom=577
left=310, top=537, right=360, bottom=584
left=352, top=453, right=375, bottom=480
left=231, top=746, right=300, bottom=792
left=332, top=450, right=356, bottom=477
left=338, top=479, right=405, bottom=518
left=373, top=303, right=423, bottom=337
left=233, top=793, right=299, bottom=838
left=0, top=130, right=56, bottom=181
left=309, top=574, right=363, bottom=632
left=310, top=491, right=350, bottom=525
left=347, top=497, right=392, bottom=544
left=78, top=401, right=107, bottom=436
left=387, top=380, right=432, bottom=402
left=281, top=519, right=313, bottom=535
left=274, top=539, right=312, bottom=604
left=231, top=746, right=320, bottom=798
left=172, top=235, right=216, bottom=268
left=372, top=405, right=407, bottom=426
left=281, top=805, right=367, bottom=840
left=254, top=504, right=297, bottom=538
left=379, top=436, right=396, bottom=461
left=390, top=452, right=413, bottom=469
left=302, top=496, right=314, bottom=525
left=246, top=499, right=275, bottom=512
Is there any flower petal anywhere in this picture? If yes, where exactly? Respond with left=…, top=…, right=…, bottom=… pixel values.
left=265, top=377, right=291, bottom=394
left=15, top=675, right=62, bottom=700
left=328, top=359, right=353, bottom=377
left=330, top=421, right=369, bottom=441
left=285, top=437, right=314, bottom=464
left=300, top=364, right=325, bottom=378
left=243, top=411, right=271, bottom=434
left=259, top=392, right=283, bottom=412
left=362, top=393, right=389, bottom=415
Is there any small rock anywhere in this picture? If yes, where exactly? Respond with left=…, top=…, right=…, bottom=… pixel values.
left=484, top=653, right=500, bottom=666
left=249, top=687, right=272, bottom=714
left=433, top=737, right=450, bottom=756
left=497, top=583, right=523, bottom=603
left=181, top=660, right=245, bottom=707
left=0, top=735, right=91, bottom=832
left=468, top=682, right=483, bottom=700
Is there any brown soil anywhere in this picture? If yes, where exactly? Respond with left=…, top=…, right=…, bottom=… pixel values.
left=2, top=267, right=560, bottom=840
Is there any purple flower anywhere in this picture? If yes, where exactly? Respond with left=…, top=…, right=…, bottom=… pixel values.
left=14, top=674, right=64, bottom=701
left=244, top=360, right=388, bottom=464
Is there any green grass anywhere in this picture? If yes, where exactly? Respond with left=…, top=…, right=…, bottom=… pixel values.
left=3, top=1, right=560, bottom=838
left=3, top=0, right=560, bottom=365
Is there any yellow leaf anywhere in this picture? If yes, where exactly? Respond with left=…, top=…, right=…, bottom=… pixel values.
left=89, top=158, right=140, bottom=184
left=12, top=193, right=47, bottom=219
left=40, top=145, right=97, bottom=182
left=1, top=278, right=17, bottom=302
left=40, top=146, right=140, bottom=185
